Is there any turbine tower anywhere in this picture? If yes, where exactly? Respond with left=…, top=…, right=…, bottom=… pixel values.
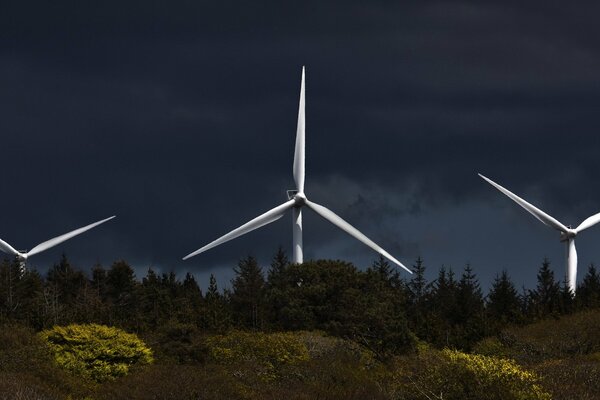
left=0, top=216, right=116, bottom=270
left=480, top=173, right=600, bottom=293
left=183, top=67, right=411, bottom=274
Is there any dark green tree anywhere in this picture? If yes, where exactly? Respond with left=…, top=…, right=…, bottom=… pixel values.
left=230, top=256, right=265, bottom=329
left=528, top=258, right=560, bottom=319
left=204, top=273, right=230, bottom=332
left=576, top=264, right=600, bottom=309
left=406, top=257, right=430, bottom=339
left=486, top=270, right=523, bottom=332
left=106, top=260, right=138, bottom=327
left=265, top=247, right=290, bottom=328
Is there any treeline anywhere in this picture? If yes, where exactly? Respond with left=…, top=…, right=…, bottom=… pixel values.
left=2, top=249, right=600, bottom=357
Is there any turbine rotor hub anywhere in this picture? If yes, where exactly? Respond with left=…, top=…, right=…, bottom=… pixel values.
left=293, top=192, right=307, bottom=206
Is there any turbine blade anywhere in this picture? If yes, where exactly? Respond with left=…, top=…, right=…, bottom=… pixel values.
left=183, top=199, right=296, bottom=260
left=478, top=174, right=568, bottom=232
left=293, top=66, right=306, bottom=193
left=27, top=216, right=116, bottom=257
left=567, top=239, right=577, bottom=294
left=576, top=212, right=600, bottom=233
left=0, top=238, right=18, bottom=256
left=304, top=199, right=412, bottom=274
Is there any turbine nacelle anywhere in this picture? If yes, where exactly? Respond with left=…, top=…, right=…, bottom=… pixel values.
left=560, top=229, right=577, bottom=242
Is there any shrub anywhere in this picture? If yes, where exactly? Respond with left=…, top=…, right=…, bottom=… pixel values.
left=392, top=348, right=551, bottom=400
left=39, top=323, right=153, bottom=382
left=205, top=330, right=309, bottom=381
left=143, top=320, right=208, bottom=364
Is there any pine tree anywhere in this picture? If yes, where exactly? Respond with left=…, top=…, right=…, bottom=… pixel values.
left=426, top=266, right=459, bottom=347
left=577, top=264, right=600, bottom=309
left=231, top=256, right=265, bottom=329
left=528, top=258, right=560, bottom=319
left=204, top=274, right=230, bottom=332
left=406, top=257, right=430, bottom=339
left=486, top=270, right=523, bottom=331
left=265, top=247, right=290, bottom=328
left=106, top=260, right=138, bottom=327
left=454, top=264, right=486, bottom=349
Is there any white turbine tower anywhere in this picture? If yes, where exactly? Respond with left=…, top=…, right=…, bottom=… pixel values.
left=480, top=173, right=600, bottom=293
left=183, top=67, right=411, bottom=274
left=0, top=216, right=116, bottom=269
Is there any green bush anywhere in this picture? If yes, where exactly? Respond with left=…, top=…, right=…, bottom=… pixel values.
left=392, top=348, right=551, bottom=400
left=205, top=330, right=310, bottom=381
left=40, top=323, right=153, bottom=382
left=143, top=320, right=208, bottom=364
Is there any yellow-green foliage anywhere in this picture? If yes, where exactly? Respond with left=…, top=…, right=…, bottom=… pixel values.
left=40, top=324, right=153, bottom=382
left=205, top=331, right=310, bottom=380
left=393, top=348, right=551, bottom=400
left=441, top=349, right=550, bottom=399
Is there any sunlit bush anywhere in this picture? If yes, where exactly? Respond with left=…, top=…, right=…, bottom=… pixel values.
left=40, top=323, right=153, bottom=382
left=393, top=348, right=551, bottom=400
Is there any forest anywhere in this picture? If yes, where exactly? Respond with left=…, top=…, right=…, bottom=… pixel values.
left=2, top=249, right=600, bottom=399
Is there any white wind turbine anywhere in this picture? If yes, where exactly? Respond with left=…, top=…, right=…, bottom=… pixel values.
left=183, top=67, right=411, bottom=274
left=0, top=216, right=116, bottom=269
left=480, top=173, right=600, bottom=293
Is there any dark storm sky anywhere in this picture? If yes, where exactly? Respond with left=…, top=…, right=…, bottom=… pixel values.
left=2, top=1, right=600, bottom=291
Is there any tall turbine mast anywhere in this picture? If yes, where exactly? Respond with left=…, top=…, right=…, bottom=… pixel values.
left=184, top=67, right=411, bottom=274
left=480, top=173, right=600, bottom=293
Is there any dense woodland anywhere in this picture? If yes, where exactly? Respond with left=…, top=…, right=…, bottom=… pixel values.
left=1, top=248, right=599, bottom=355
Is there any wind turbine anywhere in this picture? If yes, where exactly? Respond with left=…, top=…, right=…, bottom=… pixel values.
left=0, top=215, right=116, bottom=269
left=183, top=67, right=411, bottom=274
left=479, top=173, right=600, bottom=293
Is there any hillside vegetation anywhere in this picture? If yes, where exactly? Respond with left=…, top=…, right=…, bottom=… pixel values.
left=1, top=251, right=600, bottom=398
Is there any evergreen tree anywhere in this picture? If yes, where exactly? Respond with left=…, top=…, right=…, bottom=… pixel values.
left=559, top=276, right=575, bottom=314
left=406, top=257, right=430, bottom=339
left=204, top=274, right=230, bottom=332
left=528, top=258, right=560, bottom=319
left=231, top=256, right=265, bottom=329
left=427, top=266, right=459, bottom=347
left=138, top=268, right=169, bottom=329
left=577, top=264, right=600, bottom=309
left=455, top=264, right=486, bottom=348
left=46, top=254, right=86, bottom=306
left=106, top=260, right=138, bottom=327
left=486, top=270, right=523, bottom=331
left=265, top=247, right=290, bottom=328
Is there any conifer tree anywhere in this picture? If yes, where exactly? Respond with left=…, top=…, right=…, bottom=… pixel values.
left=486, top=270, right=522, bottom=331
left=406, top=257, right=430, bottom=339
left=528, top=258, right=560, bottom=319
left=231, top=256, right=265, bottom=329
left=204, top=274, right=230, bottom=332
left=454, top=264, right=486, bottom=349
left=577, top=264, right=600, bottom=309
